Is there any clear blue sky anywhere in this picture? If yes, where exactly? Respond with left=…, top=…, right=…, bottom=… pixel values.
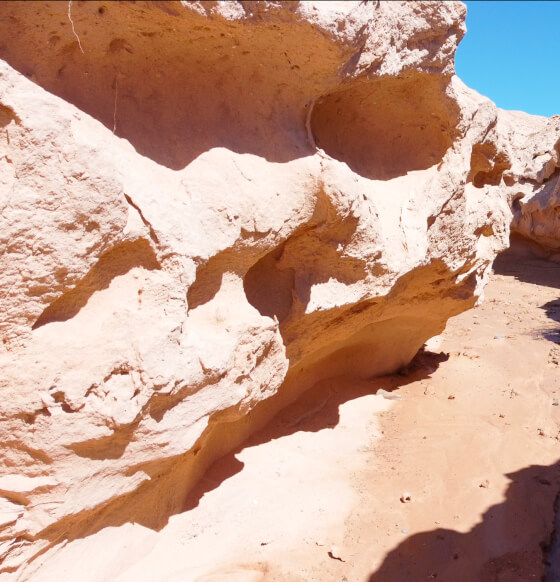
left=455, top=1, right=560, bottom=117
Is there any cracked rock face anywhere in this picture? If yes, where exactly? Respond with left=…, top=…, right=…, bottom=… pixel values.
left=0, top=1, right=557, bottom=574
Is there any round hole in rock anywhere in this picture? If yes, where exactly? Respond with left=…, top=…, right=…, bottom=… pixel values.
left=310, top=73, right=459, bottom=181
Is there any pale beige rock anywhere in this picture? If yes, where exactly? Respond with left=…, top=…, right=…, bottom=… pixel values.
left=502, top=111, right=560, bottom=253
left=0, top=1, right=557, bottom=576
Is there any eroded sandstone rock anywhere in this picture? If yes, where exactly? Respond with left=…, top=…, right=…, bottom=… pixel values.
left=504, top=112, right=560, bottom=254
left=0, top=1, right=555, bottom=574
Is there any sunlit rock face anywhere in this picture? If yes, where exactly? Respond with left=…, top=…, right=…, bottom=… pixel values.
left=499, top=111, right=560, bottom=255
left=0, top=1, right=557, bottom=574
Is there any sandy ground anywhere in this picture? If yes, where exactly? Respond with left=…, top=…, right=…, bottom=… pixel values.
left=21, top=249, right=560, bottom=582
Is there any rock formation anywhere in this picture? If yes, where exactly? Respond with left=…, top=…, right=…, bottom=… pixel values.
left=0, top=1, right=558, bottom=575
left=505, top=111, right=560, bottom=256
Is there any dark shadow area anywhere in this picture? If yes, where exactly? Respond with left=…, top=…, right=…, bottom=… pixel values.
left=468, top=140, right=512, bottom=188
left=0, top=103, right=19, bottom=127
left=32, top=239, right=160, bottom=329
left=0, top=1, right=345, bottom=170
left=494, top=236, right=560, bottom=344
left=310, top=73, right=459, bottom=180
left=368, top=461, right=560, bottom=582
left=187, top=257, right=231, bottom=312
left=3, top=441, right=53, bottom=466
left=66, top=422, right=137, bottom=460
left=542, top=300, right=560, bottom=326
left=183, top=456, right=245, bottom=513
left=541, top=299, right=560, bottom=344
left=547, top=491, right=560, bottom=582
left=243, top=243, right=295, bottom=322
left=494, top=237, right=560, bottom=290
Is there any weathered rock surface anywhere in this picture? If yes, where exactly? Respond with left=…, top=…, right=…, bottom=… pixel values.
left=504, top=111, right=560, bottom=255
left=0, top=1, right=557, bottom=575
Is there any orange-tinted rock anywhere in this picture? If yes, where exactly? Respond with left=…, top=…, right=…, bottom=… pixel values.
left=0, top=1, right=557, bottom=575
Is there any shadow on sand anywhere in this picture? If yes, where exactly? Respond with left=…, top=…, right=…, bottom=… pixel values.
left=494, top=239, right=560, bottom=345
left=493, top=240, right=560, bottom=291
left=367, top=461, right=560, bottom=582
left=183, top=349, right=449, bottom=512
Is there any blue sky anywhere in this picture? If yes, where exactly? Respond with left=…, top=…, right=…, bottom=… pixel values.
left=455, top=1, right=560, bottom=117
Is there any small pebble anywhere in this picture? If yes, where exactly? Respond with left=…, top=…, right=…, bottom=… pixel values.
left=553, top=399, right=559, bottom=406
left=377, top=389, right=402, bottom=401
left=479, top=480, right=489, bottom=488
left=400, top=493, right=412, bottom=503
left=328, top=546, right=345, bottom=562
left=448, top=395, right=455, bottom=400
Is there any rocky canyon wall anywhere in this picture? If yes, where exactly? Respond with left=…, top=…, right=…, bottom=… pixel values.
left=0, top=1, right=559, bottom=575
